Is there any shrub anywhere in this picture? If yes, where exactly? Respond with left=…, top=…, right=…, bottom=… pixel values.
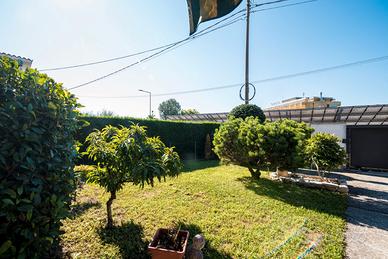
left=213, top=118, right=313, bottom=178
left=0, top=58, right=80, bottom=257
left=85, top=125, right=182, bottom=228
left=261, top=119, right=313, bottom=171
left=228, top=104, right=266, bottom=122
left=305, top=133, right=346, bottom=177
left=213, top=117, right=266, bottom=179
left=77, top=116, right=219, bottom=162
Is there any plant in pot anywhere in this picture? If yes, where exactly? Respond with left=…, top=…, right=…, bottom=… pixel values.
left=148, top=223, right=189, bottom=259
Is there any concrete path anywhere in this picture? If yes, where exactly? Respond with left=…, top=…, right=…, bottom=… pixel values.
left=339, top=171, right=388, bottom=259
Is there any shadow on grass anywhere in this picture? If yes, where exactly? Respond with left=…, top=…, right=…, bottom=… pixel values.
left=182, top=160, right=220, bottom=172
left=237, top=176, right=346, bottom=217
left=98, top=221, right=150, bottom=259
left=70, top=200, right=101, bottom=217
left=177, top=221, right=233, bottom=259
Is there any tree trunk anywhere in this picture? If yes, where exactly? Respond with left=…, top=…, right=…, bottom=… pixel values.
left=106, top=191, right=116, bottom=228
left=248, top=167, right=261, bottom=179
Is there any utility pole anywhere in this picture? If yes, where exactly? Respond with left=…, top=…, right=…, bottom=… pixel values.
left=244, top=0, right=251, bottom=104
left=138, top=89, right=151, bottom=117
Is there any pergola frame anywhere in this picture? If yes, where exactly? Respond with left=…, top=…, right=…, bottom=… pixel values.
left=166, top=104, right=388, bottom=125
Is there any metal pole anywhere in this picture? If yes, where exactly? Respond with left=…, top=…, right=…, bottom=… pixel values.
left=138, top=89, right=152, bottom=117
left=149, top=92, right=151, bottom=117
left=244, top=0, right=251, bottom=104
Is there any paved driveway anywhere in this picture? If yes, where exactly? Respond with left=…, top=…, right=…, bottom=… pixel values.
left=339, top=171, right=388, bottom=259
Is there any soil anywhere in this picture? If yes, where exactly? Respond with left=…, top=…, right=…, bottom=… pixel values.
left=152, top=229, right=187, bottom=252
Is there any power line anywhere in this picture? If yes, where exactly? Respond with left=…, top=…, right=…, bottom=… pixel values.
left=252, top=0, right=317, bottom=13
left=39, top=43, right=177, bottom=72
left=67, top=11, right=248, bottom=90
left=77, top=55, right=388, bottom=98
left=68, top=0, right=315, bottom=90
left=41, top=9, right=246, bottom=72
left=40, top=0, right=305, bottom=72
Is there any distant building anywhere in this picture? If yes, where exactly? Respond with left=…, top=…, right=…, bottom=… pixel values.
left=268, top=94, right=341, bottom=110
left=0, top=52, right=33, bottom=71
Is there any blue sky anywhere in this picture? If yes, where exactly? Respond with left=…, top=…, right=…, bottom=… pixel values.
left=1, top=0, right=388, bottom=117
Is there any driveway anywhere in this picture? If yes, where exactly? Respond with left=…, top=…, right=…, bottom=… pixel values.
left=339, top=171, right=388, bottom=259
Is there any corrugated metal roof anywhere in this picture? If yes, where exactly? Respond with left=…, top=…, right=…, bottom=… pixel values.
left=166, top=104, right=388, bottom=125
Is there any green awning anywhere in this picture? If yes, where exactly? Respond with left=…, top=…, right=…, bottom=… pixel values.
left=187, top=0, right=243, bottom=35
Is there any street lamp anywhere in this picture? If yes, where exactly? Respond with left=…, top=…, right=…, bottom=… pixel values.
left=138, top=89, right=151, bottom=117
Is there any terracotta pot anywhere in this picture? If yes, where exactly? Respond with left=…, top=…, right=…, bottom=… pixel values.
left=148, top=228, right=189, bottom=259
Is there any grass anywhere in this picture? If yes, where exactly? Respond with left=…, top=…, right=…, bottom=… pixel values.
left=61, top=162, right=347, bottom=258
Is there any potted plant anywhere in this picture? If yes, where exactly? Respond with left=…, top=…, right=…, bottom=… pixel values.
left=148, top=225, right=189, bottom=259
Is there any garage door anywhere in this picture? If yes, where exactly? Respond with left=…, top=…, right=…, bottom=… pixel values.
left=347, top=126, right=388, bottom=170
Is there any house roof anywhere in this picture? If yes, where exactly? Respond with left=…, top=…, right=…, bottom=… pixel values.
left=166, top=104, right=388, bottom=126
left=0, top=52, right=33, bottom=62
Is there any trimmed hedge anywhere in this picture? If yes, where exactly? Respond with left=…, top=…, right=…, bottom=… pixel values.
left=229, top=104, right=266, bottom=122
left=77, top=116, right=220, bottom=162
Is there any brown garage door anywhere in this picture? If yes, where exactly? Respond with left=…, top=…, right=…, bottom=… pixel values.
left=347, top=126, right=388, bottom=170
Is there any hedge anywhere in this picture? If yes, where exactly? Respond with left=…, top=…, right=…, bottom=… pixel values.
left=77, top=116, right=220, bottom=162
left=0, top=57, right=80, bottom=257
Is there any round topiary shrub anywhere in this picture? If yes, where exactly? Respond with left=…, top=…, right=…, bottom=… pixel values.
left=213, top=117, right=267, bottom=179
left=228, top=104, right=266, bottom=122
left=0, top=57, right=80, bottom=257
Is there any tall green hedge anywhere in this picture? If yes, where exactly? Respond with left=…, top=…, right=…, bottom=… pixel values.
left=77, top=116, right=220, bottom=162
left=0, top=58, right=80, bottom=257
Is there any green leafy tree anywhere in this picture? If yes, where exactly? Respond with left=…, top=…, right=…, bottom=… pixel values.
left=158, top=99, right=181, bottom=119
left=305, top=133, right=346, bottom=177
left=228, top=104, right=266, bottom=122
left=0, top=57, right=80, bottom=257
left=85, top=125, right=182, bottom=228
left=181, top=108, right=199, bottom=115
left=260, top=119, right=313, bottom=171
left=97, top=109, right=115, bottom=116
left=213, top=118, right=313, bottom=179
left=213, top=117, right=266, bottom=179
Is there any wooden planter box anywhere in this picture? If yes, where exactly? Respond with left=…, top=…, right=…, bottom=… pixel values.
left=148, top=228, right=189, bottom=259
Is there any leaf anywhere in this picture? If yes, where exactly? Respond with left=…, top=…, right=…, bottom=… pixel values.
left=3, top=189, right=16, bottom=199
left=2, top=199, right=14, bottom=206
left=17, top=186, right=23, bottom=195
left=0, top=240, right=12, bottom=255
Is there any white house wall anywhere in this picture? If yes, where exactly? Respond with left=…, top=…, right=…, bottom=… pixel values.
left=310, top=123, right=347, bottom=150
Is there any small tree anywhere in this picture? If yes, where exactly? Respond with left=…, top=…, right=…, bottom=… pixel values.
left=158, top=99, right=181, bottom=119
left=228, top=104, right=266, bottom=123
left=85, top=125, right=182, bottom=228
left=181, top=108, right=199, bottom=115
left=213, top=117, right=266, bottom=179
left=261, top=119, right=314, bottom=171
left=305, top=133, right=346, bottom=177
left=213, top=118, right=313, bottom=179
left=97, top=109, right=115, bottom=116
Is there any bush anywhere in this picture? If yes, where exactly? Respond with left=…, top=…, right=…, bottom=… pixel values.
left=213, top=118, right=313, bottom=178
left=85, top=125, right=182, bottom=228
left=305, top=133, right=346, bottom=177
left=0, top=58, right=80, bottom=257
left=260, top=119, right=313, bottom=171
left=213, top=117, right=266, bottom=179
left=77, top=116, right=220, bottom=162
left=228, top=104, right=266, bottom=122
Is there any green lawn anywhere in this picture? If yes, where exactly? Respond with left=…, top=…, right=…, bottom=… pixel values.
left=62, top=162, right=346, bottom=258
